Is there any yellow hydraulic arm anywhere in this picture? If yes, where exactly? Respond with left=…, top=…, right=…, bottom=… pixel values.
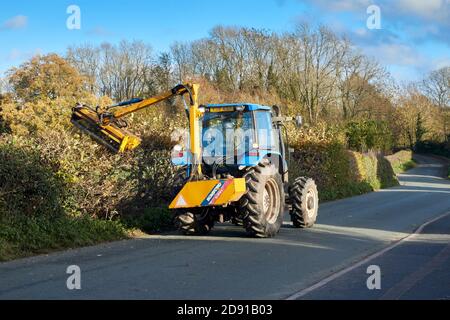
left=71, top=83, right=203, bottom=175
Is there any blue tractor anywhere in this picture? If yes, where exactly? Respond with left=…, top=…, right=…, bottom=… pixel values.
left=171, top=102, right=319, bottom=238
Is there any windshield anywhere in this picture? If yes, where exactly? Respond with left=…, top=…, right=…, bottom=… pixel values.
left=202, top=111, right=255, bottom=164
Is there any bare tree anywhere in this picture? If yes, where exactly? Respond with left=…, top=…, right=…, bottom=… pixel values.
left=66, top=24, right=400, bottom=126
left=338, top=51, right=388, bottom=119
left=67, top=44, right=100, bottom=93
left=67, top=41, right=154, bottom=101
left=291, top=24, right=347, bottom=123
left=421, top=66, right=450, bottom=108
left=171, top=42, right=193, bottom=82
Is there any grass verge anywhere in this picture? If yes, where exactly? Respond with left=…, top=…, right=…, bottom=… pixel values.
left=391, top=159, right=416, bottom=174
left=0, top=214, right=128, bottom=262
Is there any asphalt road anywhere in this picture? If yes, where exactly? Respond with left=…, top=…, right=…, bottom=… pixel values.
left=1, top=154, right=449, bottom=300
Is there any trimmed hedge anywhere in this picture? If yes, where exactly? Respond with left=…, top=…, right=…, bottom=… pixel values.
left=289, top=125, right=400, bottom=202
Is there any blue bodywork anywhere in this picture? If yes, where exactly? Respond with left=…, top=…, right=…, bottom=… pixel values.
left=172, top=104, right=283, bottom=168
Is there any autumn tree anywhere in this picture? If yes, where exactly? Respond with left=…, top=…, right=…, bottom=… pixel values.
left=7, top=54, right=88, bottom=103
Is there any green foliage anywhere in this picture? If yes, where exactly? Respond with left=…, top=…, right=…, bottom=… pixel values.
left=289, top=125, right=384, bottom=201
left=0, top=139, right=128, bottom=261
left=394, top=160, right=416, bottom=174
left=349, top=151, right=399, bottom=190
left=345, top=120, right=393, bottom=153
left=415, top=140, right=450, bottom=158
left=0, top=214, right=127, bottom=261
left=415, top=113, right=426, bottom=143
left=0, top=141, right=67, bottom=217
left=288, top=124, right=403, bottom=202
left=122, top=207, right=173, bottom=233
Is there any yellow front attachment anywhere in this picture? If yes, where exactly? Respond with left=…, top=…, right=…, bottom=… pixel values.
left=71, top=106, right=141, bottom=153
left=169, top=178, right=246, bottom=209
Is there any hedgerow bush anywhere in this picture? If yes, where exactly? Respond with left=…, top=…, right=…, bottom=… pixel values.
left=0, top=96, right=187, bottom=217
left=346, top=120, right=393, bottom=153
left=288, top=124, right=371, bottom=201
left=288, top=123, right=402, bottom=201
left=350, top=151, right=399, bottom=190
left=0, top=135, right=128, bottom=261
left=0, top=140, right=67, bottom=217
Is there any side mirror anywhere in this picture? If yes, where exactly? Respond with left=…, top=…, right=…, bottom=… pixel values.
left=272, top=105, right=282, bottom=117
left=295, top=116, right=303, bottom=128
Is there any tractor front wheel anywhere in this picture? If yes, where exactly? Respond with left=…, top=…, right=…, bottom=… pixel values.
left=174, top=210, right=214, bottom=235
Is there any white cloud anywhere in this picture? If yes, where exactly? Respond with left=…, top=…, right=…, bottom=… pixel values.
left=1, top=15, right=28, bottom=30
left=7, top=49, right=22, bottom=60
left=86, top=26, right=112, bottom=36
left=396, top=0, right=447, bottom=20
left=301, top=0, right=370, bottom=12
left=6, top=48, right=43, bottom=62
left=429, top=56, right=450, bottom=70
left=299, top=0, right=449, bottom=25
left=364, top=43, right=424, bottom=66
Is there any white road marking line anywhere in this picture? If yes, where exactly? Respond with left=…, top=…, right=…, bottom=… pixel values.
left=285, top=211, right=450, bottom=300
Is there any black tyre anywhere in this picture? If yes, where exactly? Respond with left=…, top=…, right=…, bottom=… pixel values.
left=175, top=210, right=214, bottom=235
left=240, top=160, right=285, bottom=238
left=289, top=177, right=319, bottom=228
left=231, top=216, right=244, bottom=226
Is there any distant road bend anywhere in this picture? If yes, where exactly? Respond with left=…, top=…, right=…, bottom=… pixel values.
left=0, top=154, right=449, bottom=299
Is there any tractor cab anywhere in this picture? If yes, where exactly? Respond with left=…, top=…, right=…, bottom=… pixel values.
left=202, top=104, right=282, bottom=166
left=172, top=103, right=288, bottom=179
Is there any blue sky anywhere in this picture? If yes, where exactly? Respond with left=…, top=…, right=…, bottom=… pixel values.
left=0, top=0, right=449, bottom=83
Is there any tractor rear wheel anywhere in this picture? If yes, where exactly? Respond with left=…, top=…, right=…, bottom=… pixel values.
left=175, top=210, right=214, bottom=235
left=289, top=177, right=319, bottom=228
left=240, top=161, right=285, bottom=238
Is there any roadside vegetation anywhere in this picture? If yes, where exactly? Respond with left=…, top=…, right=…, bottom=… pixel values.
left=0, top=24, right=448, bottom=261
left=385, top=150, right=416, bottom=175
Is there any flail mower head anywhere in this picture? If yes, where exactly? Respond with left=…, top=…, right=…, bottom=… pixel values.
left=71, top=104, right=141, bottom=153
